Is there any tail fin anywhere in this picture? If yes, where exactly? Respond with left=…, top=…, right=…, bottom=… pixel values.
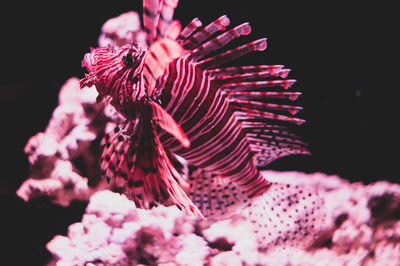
left=187, top=168, right=250, bottom=220
left=187, top=169, right=325, bottom=249
left=245, top=182, right=326, bottom=251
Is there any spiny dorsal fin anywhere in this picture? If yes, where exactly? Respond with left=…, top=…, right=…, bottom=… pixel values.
left=156, top=0, right=179, bottom=39
left=143, top=0, right=180, bottom=45
left=143, top=0, right=162, bottom=45
left=177, top=17, right=202, bottom=43
left=164, top=20, right=181, bottom=40
left=182, top=15, right=230, bottom=50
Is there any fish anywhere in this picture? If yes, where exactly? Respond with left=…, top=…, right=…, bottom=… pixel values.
left=80, top=0, right=325, bottom=250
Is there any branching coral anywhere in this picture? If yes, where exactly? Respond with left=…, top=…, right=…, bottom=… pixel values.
left=17, top=78, right=109, bottom=206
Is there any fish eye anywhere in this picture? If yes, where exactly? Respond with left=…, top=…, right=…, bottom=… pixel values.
left=133, top=76, right=140, bottom=84
left=122, top=52, right=136, bottom=67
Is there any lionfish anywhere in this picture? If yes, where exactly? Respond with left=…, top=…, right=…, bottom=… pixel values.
left=80, top=0, right=325, bottom=250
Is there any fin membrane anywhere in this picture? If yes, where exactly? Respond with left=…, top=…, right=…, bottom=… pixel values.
left=245, top=182, right=326, bottom=251
left=100, top=112, right=202, bottom=218
left=186, top=166, right=326, bottom=249
left=187, top=168, right=250, bottom=220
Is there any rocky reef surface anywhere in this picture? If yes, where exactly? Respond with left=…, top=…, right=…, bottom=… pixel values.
left=41, top=171, right=399, bottom=266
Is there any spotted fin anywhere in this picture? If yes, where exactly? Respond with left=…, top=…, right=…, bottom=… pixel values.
left=241, top=123, right=310, bottom=167
left=245, top=183, right=326, bottom=251
left=186, top=167, right=325, bottom=248
left=187, top=168, right=250, bottom=220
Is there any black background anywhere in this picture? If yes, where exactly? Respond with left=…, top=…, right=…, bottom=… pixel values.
left=1, top=1, right=397, bottom=264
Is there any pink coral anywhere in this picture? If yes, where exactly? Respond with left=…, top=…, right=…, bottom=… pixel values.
left=17, top=78, right=109, bottom=206
left=45, top=171, right=400, bottom=265
left=98, top=11, right=146, bottom=49
left=17, top=10, right=148, bottom=208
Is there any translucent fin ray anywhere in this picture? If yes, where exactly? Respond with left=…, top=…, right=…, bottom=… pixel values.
left=183, top=15, right=230, bottom=50
left=198, top=38, right=267, bottom=69
left=190, top=22, right=252, bottom=60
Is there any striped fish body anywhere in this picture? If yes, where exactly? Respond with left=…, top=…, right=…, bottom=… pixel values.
left=158, top=55, right=271, bottom=199
left=80, top=0, right=326, bottom=251
left=81, top=15, right=309, bottom=214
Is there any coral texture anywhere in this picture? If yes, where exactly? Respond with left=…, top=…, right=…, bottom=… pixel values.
left=46, top=171, right=400, bottom=266
left=17, top=78, right=112, bottom=206
left=17, top=11, right=145, bottom=206
left=98, top=11, right=147, bottom=49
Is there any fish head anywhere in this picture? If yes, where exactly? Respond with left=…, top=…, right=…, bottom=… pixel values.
left=80, top=43, right=146, bottom=106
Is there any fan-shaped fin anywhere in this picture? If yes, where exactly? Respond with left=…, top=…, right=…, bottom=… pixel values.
left=208, top=65, right=285, bottom=77
left=235, top=108, right=305, bottom=125
left=214, top=68, right=291, bottom=82
left=229, top=99, right=303, bottom=116
left=226, top=91, right=302, bottom=101
left=100, top=114, right=201, bottom=217
left=187, top=168, right=250, bottom=220
left=221, top=79, right=297, bottom=92
left=245, top=182, right=326, bottom=251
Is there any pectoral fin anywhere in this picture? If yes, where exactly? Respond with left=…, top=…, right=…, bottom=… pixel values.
left=149, top=100, right=190, bottom=148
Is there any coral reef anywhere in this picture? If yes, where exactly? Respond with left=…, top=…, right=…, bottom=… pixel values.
left=16, top=78, right=110, bottom=206
left=16, top=11, right=145, bottom=207
left=18, top=11, right=400, bottom=265
left=46, top=171, right=400, bottom=266
left=98, top=11, right=147, bottom=49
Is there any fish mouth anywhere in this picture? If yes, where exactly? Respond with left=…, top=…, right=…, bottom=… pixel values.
left=79, top=44, right=147, bottom=106
left=80, top=44, right=145, bottom=83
